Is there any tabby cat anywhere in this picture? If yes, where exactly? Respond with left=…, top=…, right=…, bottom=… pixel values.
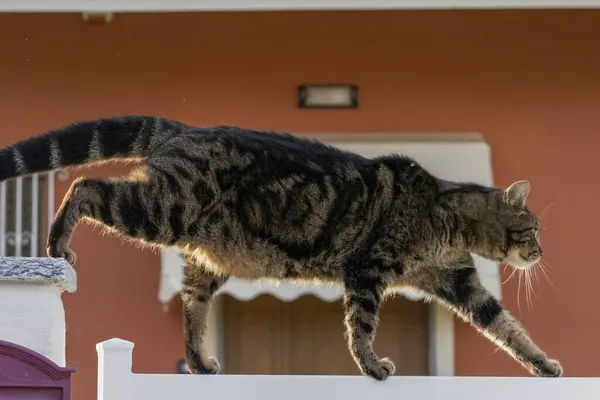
left=0, top=116, right=561, bottom=379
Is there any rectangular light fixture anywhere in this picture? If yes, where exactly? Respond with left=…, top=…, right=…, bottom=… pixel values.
left=297, top=84, right=358, bottom=109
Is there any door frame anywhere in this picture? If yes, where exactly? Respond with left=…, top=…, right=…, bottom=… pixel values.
left=204, top=298, right=455, bottom=376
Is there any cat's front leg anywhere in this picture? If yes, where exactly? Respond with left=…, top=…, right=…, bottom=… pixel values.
left=181, top=261, right=229, bottom=374
left=342, top=275, right=395, bottom=380
left=418, top=264, right=562, bottom=377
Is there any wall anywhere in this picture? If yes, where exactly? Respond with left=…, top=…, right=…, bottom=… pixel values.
left=0, top=283, right=68, bottom=366
left=0, top=9, right=598, bottom=399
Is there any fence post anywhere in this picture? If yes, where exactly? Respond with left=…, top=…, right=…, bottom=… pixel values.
left=0, top=256, right=76, bottom=367
left=97, top=338, right=135, bottom=400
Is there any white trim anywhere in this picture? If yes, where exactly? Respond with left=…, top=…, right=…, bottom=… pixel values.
left=1, top=0, right=600, bottom=12
left=205, top=297, right=226, bottom=372
left=429, top=304, right=455, bottom=376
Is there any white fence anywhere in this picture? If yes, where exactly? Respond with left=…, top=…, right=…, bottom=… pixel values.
left=97, top=338, right=600, bottom=400
left=0, top=172, right=56, bottom=257
left=2, top=254, right=600, bottom=400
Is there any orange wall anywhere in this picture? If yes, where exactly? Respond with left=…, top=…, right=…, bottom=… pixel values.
left=0, top=9, right=598, bottom=399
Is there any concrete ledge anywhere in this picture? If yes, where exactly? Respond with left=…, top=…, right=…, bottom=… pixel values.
left=0, top=257, right=76, bottom=293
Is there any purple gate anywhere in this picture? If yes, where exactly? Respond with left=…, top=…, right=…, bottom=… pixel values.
left=0, top=340, right=75, bottom=400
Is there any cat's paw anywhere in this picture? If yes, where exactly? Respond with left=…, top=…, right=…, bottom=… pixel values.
left=187, top=356, right=220, bottom=375
left=363, top=357, right=396, bottom=381
left=47, top=245, right=77, bottom=265
left=530, top=358, right=563, bottom=377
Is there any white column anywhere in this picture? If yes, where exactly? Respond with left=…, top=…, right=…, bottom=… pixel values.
left=0, top=256, right=76, bottom=366
left=429, top=303, right=455, bottom=376
left=204, top=296, right=225, bottom=371
left=97, top=338, right=135, bottom=400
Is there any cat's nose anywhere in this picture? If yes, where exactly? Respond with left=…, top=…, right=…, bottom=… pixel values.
left=529, top=250, right=541, bottom=260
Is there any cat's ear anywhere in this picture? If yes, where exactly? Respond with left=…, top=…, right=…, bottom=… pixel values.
left=503, top=180, right=530, bottom=206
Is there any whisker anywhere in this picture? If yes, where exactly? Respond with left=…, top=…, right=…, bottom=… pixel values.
left=539, top=201, right=565, bottom=219
left=503, top=267, right=518, bottom=284
left=540, top=259, right=556, bottom=277
left=524, top=267, right=537, bottom=311
left=539, top=261, right=556, bottom=289
left=527, top=273, right=532, bottom=308
left=528, top=268, right=537, bottom=300
left=517, top=270, right=523, bottom=314
left=525, top=270, right=531, bottom=310
left=532, top=263, right=541, bottom=286
left=542, top=259, right=555, bottom=271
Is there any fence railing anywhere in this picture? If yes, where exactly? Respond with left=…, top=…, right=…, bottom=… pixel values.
left=0, top=172, right=55, bottom=257
left=97, top=338, right=600, bottom=400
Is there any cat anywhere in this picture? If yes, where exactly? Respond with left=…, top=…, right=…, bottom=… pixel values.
left=0, top=115, right=562, bottom=380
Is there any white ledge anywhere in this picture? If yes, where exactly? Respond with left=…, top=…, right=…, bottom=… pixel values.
left=132, top=375, right=600, bottom=400
left=1, top=0, right=600, bottom=12
left=97, top=337, right=600, bottom=400
left=0, top=257, right=77, bottom=293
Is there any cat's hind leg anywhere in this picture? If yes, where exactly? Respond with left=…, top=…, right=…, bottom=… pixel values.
left=47, top=175, right=171, bottom=264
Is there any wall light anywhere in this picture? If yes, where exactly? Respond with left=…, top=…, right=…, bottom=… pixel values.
left=81, top=12, right=114, bottom=25
left=297, top=84, right=358, bottom=109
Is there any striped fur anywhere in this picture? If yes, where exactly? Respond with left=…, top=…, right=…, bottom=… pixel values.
left=0, top=115, right=561, bottom=379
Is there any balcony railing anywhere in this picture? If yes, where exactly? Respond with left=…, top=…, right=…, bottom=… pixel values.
left=0, top=172, right=55, bottom=257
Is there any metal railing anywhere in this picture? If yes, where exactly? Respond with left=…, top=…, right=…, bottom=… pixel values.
left=0, top=172, right=55, bottom=257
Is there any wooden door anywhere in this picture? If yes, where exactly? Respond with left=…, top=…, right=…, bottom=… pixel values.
left=223, top=294, right=429, bottom=376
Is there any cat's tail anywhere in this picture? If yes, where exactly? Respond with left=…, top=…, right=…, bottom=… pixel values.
left=0, top=115, right=189, bottom=181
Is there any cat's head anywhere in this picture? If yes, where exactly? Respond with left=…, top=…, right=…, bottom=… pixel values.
left=492, top=180, right=542, bottom=269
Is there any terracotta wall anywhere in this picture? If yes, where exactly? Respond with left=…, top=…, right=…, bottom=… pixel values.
left=0, top=9, right=599, bottom=399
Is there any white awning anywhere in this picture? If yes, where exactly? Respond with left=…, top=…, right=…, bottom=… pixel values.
left=159, top=133, right=503, bottom=304
left=1, top=0, right=598, bottom=12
